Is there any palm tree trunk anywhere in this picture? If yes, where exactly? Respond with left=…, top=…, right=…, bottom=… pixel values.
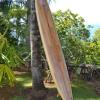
left=28, top=0, right=45, bottom=90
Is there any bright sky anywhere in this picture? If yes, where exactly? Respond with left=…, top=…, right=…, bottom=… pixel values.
left=50, top=0, right=100, bottom=25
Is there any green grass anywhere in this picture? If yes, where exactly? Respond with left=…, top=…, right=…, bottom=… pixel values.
left=72, top=79, right=100, bottom=100
left=13, top=72, right=100, bottom=100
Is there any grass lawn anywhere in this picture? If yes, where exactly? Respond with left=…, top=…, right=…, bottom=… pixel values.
left=10, top=72, right=100, bottom=100
left=72, top=79, right=100, bottom=100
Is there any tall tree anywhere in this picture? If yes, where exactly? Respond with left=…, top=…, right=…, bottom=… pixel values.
left=0, top=0, right=46, bottom=96
left=53, top=10, right=90, bottom=65
left=29, top=0, right=45, bottom=90
left=28, top=0, right=48, bottom=99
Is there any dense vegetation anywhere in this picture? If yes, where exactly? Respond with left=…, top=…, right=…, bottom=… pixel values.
left=0, top=0, right=28, bottom=86
left=53, top=10, right=100, bottom=65
left=0, top=0, right=100, bottom=86
left=0, top=0, right=100, bottom=99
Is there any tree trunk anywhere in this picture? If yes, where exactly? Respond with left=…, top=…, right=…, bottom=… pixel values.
left=28, top=0, right=45, bottom=91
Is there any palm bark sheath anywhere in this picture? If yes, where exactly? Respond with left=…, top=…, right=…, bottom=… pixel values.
left=35, top=0, right=73, bottom=100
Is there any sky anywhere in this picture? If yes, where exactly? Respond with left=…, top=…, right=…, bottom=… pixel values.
left=50, top=0, right=100, bottom=25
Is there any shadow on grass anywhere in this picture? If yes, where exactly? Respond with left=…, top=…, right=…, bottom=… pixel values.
left=15, top=72, right=32, bottom=88
left=9, top=72, right=32, bottom=100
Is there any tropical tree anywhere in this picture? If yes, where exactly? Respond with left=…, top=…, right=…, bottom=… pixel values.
left=53, top=10, right=90, bottom=39
left=0, top=0, right=46, bottom=99
left=53, top=10, right=90, bottom=65
left=27, top=0, right=47, bottom=99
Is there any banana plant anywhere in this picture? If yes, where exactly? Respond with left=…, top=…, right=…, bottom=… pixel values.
left=0, top=33, right=24, bottom=87
left=0, top=64, right=15, bottom=87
